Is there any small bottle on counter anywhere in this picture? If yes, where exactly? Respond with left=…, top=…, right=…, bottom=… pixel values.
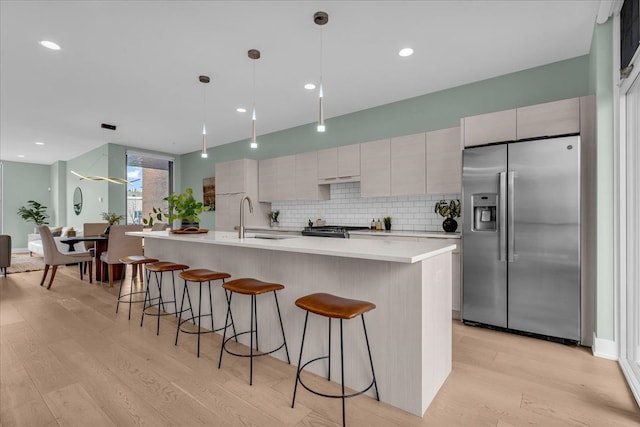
left=376, top=218, right=382, bottom=231
left=370, top=218, right=375, bottom=230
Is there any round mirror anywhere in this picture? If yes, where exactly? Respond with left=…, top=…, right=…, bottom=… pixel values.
left=73, top=187, right=82, bottom=215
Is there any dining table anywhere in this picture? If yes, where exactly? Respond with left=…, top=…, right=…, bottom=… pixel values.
left=59, top=235, right=119, bottom=282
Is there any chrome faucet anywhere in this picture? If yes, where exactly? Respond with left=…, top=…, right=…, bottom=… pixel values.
left=238, top=195, right=254, bottom=239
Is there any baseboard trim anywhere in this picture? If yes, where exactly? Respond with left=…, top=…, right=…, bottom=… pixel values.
left=592, top=333, right=618, bottom=360
left=452, top=310, right=461, bottom=320
left=619, top=358, right=640, bottom=407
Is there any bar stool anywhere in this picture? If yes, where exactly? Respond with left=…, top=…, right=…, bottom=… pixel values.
left=292, top=292, right=380, bottom=427
left=116, top=255, right=159, bottom=320
left=175, top=268, right=237, bottom=357
left=218, top=278, right=290, bottom=385
left=140, top=261, right=189, bottom=335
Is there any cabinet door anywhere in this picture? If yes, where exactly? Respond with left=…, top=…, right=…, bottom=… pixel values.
left=317, top=148, right=338, bottom=180
left=295, top=152, right=330, bottom=200
left=276, top=155, right=296, bottom=200
left=215, top=193, right=243, bottom=231
left=462, top=109, right=516, bottom=147
left=258, top=158, right=277, bottom=202
left=391, top=133, right=426, bottom=196
left=360, top=139, right=391, bottom=197
left=338, top=144, right=360, bottom=178
left=516, top=97, right=580, bottom=140
left=426, top=126, right=462, bottom=194
left=216, top=159, right=246, bottom=194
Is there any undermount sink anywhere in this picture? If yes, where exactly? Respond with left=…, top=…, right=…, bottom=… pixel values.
left=251, top=234, right=297, bottom=240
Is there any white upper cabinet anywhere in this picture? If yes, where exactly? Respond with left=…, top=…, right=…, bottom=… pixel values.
left=462, top=97, right=582, bottom=147
left=295, top=151, right=330, bottom=200
left=360, top=138, right=391, bottom=197
left=426, top=126, right=462, bottom=194
left=258, top=155, right=295, bottom=201
left=516, top=98, right=580, bottom=140
left=391, top=133, right=426, bottom=196
left=216, top=158, right=250, bottom=194
left=317, top=144, right=361, bottom=183
left=462, top=109, right=517, bottom=147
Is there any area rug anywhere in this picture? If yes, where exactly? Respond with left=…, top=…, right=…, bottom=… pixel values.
left=6, top=254, right=45, bottom=274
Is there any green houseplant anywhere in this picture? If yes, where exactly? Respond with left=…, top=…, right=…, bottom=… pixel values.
left=164, top=187, right=210, bottom=230
left=101, top=212, right=123, bottom=235
left=17, top=200, right=50, bottom=232
left=383, top=216, right=392, bottom=231
left=268, top=210, right=280, bottom=227
left=434, top=199, right=461, bottom=232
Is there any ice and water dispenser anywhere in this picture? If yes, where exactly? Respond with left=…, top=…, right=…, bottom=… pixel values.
left=471, top=194, right=497, bottom=231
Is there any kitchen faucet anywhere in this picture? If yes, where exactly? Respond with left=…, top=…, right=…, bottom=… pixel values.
left=238, top=195, right=253, bottom=239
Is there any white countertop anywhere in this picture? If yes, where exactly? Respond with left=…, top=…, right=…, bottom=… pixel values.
left=247, top=226, right=461, bottom=239
left=130, top=230, right=456, bottom=264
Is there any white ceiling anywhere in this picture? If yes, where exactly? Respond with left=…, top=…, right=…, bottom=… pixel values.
left=0, top=1, right=600, bottom=165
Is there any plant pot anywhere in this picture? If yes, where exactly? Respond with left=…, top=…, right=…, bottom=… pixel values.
left=270, top=220, right=279, bottom=228
left=384, top=223, right=391, bottom=231
left=180, top=219, right=199, bottom=230
left=442, top=218, right=458, bottom=233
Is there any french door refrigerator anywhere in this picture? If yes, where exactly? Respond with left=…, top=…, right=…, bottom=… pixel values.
left=462, top=135, right=581, bottom=343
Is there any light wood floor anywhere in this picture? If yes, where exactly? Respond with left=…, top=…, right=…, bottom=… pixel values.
left=1, top=265, right=639, bottom=427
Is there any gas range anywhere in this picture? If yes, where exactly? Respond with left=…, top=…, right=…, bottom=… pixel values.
left=301, top=225, right=369, bottom=238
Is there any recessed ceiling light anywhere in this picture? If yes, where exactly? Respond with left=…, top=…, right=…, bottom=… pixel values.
left=236, top=107, right=247, bottom=113
left=304, top=83, right=316, bottom=90
left=35, top=141, right=45, bottom=145
left=17, top=154, right=25, bottom=158
left=398, top=47, right=414, bottom=57
left=39, top=40, right=61, bottom=50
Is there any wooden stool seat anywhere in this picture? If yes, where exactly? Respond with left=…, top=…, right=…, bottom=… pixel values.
left=119, top=255, right=159, bottom=265
left=223, top=278, right=284, bottom=295
left=146, top=261, right=189, bottom=272
left=295, top=293, right=376, bottom=319
left=179, top=268, right=231, bottom=282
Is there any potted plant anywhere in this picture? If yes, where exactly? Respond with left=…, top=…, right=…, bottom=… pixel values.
left=434, top=199, right=461, bottom=232
left=268, top=210, right=280, bottom=227
left=17, top=200, right=50, bottom=232
left=101, top=212, right=124, bottom=235
left=383, top=216, right=392, bottom=231
left=142, top=206, right=166, bottom=228
left=164, top=187, right=210, bottom=230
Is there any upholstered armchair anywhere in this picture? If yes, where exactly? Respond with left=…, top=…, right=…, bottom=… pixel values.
left=0, top=235, right=11, bottom=277
left=38, top=226, right=93, bottom=289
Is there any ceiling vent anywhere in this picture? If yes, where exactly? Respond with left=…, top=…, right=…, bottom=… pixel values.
left=101, top=123, right=116, bottom=130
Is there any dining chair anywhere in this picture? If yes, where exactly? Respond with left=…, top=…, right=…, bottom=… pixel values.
left=100, top=225, right=143, bottom=287
left=82, top=222, right=108, bottom=275
left=38, top=225, right=93, bottom=289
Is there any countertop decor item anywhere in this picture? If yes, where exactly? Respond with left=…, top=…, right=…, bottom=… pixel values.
left=165, top=187, right=210, bottom=230
left=101, top=212, right=123, bottom=235
left=268, top=210, right=280, bottom=227
left=435, top=199, right=461, bottom=232
left=383, top=216, right=392, bottom=231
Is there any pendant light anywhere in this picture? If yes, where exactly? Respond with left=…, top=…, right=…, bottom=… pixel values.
left=314, top=11, right=329, bottom=133
left=249, top=49, right=260, bottom=149
left=199, top=75, right=210, bottom=158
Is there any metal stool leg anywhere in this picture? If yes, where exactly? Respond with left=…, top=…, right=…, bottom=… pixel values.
left=273, top=290, right=290, bottom=363
left=328, top=318, right=332, bottom=380
left=197, top=281, right=203, bottom=357
left=291, top=311, right=309, bottom=408
left=175, top=280, right=189, bottom=346
left=340, top=319, right=346, bottom=427
left=361, top=314, right=380, bottom=401
left=218, top=292, right=233, bottom=369
left=250, top=294, right=255, bottom=385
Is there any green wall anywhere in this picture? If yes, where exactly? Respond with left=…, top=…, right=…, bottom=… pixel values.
left=590, top=20, right=615, bottom=341
left=1, top=160, right=52, bottom=248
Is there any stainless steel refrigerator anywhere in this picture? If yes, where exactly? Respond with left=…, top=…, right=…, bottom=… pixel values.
left=462, top=135, right=581, bottom=342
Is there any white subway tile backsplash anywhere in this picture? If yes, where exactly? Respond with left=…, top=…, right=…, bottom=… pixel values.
left=271, top=182, right=461, bottom=231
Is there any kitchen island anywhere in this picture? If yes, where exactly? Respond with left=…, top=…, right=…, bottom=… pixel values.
left=130, top=230, right=455, bottom=417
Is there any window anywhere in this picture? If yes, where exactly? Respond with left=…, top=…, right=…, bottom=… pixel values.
left=125, top=152, right=173, bottom=226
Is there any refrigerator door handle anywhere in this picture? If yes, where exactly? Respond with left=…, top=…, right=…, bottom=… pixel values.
left=499, top=172, right=507, bottom=262
left=507, top=171, right=516, bottom=262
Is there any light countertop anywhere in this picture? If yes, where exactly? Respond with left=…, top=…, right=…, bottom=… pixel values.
left=130, top=230, right=457, bottom=264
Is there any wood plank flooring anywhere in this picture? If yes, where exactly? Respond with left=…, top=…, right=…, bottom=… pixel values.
left=1, top=266, right=639, bottom=426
